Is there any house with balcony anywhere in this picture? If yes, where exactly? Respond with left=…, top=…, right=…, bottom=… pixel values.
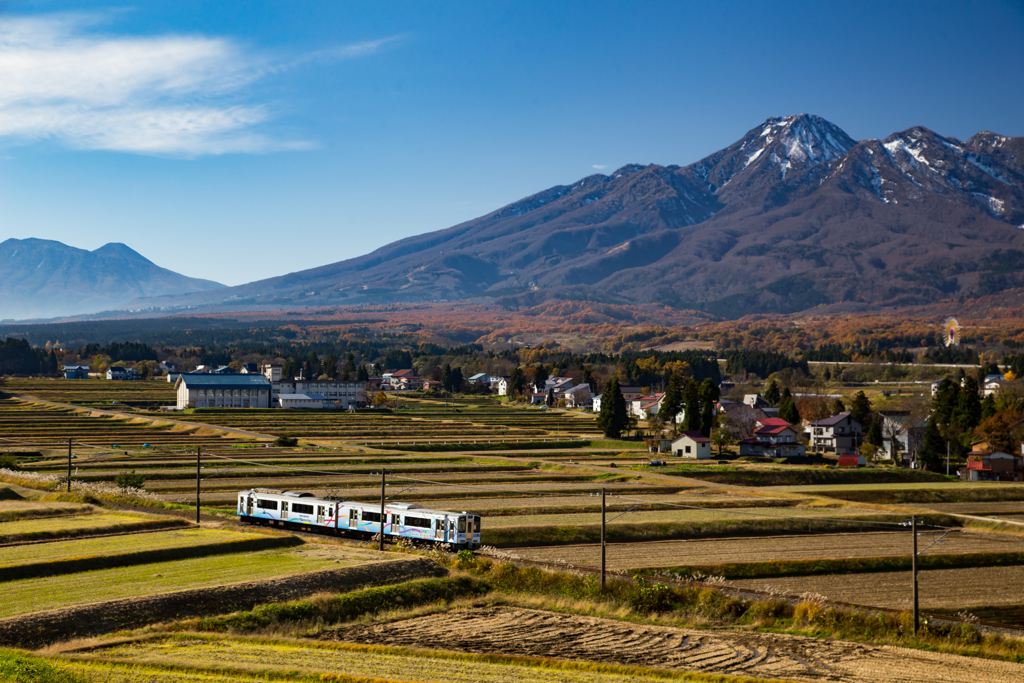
left=805, top=411, right=862, bottom=454
left=738, top=418, right=805, bottom=457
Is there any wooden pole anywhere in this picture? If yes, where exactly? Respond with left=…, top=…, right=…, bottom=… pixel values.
left=196, top=447, right=201, bottom=524
left=67, top=439, right=72, bottom=492
left=600, top=487, right=606, bottom=591
left=379, top=468, right=386, bottom=551
left=912, top=515, right=919, bottom=635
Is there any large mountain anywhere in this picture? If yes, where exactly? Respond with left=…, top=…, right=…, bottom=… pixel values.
left=129, top=114, right=1024, bottom=317
left=0, top=239, right=224, bottom=320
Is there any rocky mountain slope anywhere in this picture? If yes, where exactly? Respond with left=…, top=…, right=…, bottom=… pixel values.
left=0, top=239, right=224, bottom=319
left=127, top=114, right=1024, bottom=318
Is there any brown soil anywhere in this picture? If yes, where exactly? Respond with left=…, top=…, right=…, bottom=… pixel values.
left=332, top=606, right=1024, bottom=683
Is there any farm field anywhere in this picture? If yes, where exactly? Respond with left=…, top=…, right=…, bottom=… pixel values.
left=512, top=530, right=1024, bottom=570
left=732, top=565, right=1024, bottom=613
left=2, top=378, right=176, bottom=408
left=0, top=509, right=185, bottom=544
left=0, top=527, right=268, bottom=568
left=0, top=499, right=92, bottom=522
left=331, top=605, right=1024, bottom=683
left=926, top=502, right=1024, bottom=514
left=62, top=633, right=711, bottom=683
left=478, top=506, right=892, bottom=529
left=0, top=543, right=380, bottom=618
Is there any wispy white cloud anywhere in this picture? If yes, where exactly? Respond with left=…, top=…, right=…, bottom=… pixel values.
left=592, top=164, right=608, bottom=169
left=0, top=14, right=397, bottom=156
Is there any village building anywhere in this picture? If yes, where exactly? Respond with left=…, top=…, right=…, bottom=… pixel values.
left=62, top=365, right=90, bottom=379
left=273, top=378, right=367, bottom=409
left=563, top=384, right=592, bottom=409
left=175, top=374, right=272, bottom=409
left=278, top=393, right=328, bottom=409
left=671, top=431, right=712, bottom=459
left=106, top=366, right=141, bottom=381
left=738, top=418, right=805, bottom=457
left=959, top=448, right=1024, bottom=482
left=805, top=411, right=862, bottom=454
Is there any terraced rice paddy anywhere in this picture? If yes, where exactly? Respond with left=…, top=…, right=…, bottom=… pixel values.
left=3, top=378, right=176, bottom=408
left=478, top=506, right=889, bottom=528
left=733, top=565, right=1024, bottom=613
left=0, top=509, right=184, bottom=545
left=0, top=543, right=376, bottom=617
left=513, top=530, right=1024, bottom=570
left=0, top=398, right=248, bottom=448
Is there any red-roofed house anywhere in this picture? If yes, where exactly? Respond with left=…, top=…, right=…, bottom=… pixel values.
left=739, top=419, right=806, bottom=457
left=958, top=449, right=1024, bottom=482
left=671, top=431, right=712, bottom=459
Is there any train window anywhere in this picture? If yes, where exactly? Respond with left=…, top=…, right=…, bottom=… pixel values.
left=474, top=517, right=481, bottom=533
left=458, top=517, right=466, bottom=534
left=256, top=499, right=278, bottom=510
left=292, top=503, right=314, bottom=515
left=404, top=516, right=432, bottom=529
left=362, top=510, right=381, bottom=523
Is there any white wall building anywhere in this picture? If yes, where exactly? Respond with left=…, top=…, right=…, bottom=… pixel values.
left=273, top=379, right=367, bottom=409
left=176, top=374, right=272, bottom=409
left=279, top=393, right=328, bottom=409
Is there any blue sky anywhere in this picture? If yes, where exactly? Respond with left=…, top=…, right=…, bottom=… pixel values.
left=1, top=0, right=1022, bottom=286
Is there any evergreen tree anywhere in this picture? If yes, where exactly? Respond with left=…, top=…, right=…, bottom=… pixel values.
left=822, top=366, right=832, bottom=382
left=849, top=390, right=871, bottom=426
left=981, top=393, right=997, bottom=420
left=699, top=400, right=714, bottom=437
left=699, top=377, right=720, bottom=404
left=660, top=374, right=685, bottom=427
left=780, top=386, right=792, bottom=403
left=323, top=353, right=338, bottom=379
left=952, top=377, right=982, bottom=432
left=932, top=377, right=960, bottom=424
left=357, top=364, right=369, bottom=381
left=830, top=398, right=846, bottom=414
left=372, top=362, right=383, bottom=377
left=682, top=379, right=701, bottom=432
left=441, top=364, right=452, bottom=391
left=866, top=419, right=884, bottom=449
left=597, top=378, right=628, bottom=439
left=918, top=417, right=947, bottom=471
left=444, top=366, right=464, bottom=393
left=307, top=351, right=321, bottom=378
left=343, top=353, right=356, bottom=380
left=509, top=367, right=526, bottom=397
left=534, top=364, right=549, bottom=389
left=763, top=379, right=781, bottom=406
left=779, top=397, right=800, bottom=424
left=546, top=388, right=555, bottom=407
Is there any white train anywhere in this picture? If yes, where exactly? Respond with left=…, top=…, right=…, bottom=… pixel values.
left=237, top=488, right=482, bottom=550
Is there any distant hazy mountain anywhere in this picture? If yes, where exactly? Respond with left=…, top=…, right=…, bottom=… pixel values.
left=117, top=114, right=1024, bottom=318
left=0, top=239, right=224, bottom=320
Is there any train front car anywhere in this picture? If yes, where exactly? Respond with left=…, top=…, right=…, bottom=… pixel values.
left=453, top=513, right=482, bottom=550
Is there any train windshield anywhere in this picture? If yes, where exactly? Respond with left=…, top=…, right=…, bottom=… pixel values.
left=458, top=517, right=467, bottom=534
left=474, top=517, right=481, bottom=533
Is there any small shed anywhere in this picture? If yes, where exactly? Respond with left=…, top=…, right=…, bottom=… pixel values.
left=837, top=455, right=866, bottom=467
left=671, top=431, right=712, bottom=459
left=279, top=394, right=328, bottom=409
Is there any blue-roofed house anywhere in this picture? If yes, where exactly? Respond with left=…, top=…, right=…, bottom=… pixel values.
left=175, top=373, right=272, bottom=409
left=62, top=365, right=90, bottom=379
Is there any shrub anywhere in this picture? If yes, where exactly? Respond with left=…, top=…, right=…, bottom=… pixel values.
left=0, top=454, right=19, bottom=471
left=114, top=470, right=147, bottom=492
left=630, top=576, right=675, bottom=614
left=274, top=435, right=299, bottom=447
left=695, top=588, right=744, bottom=620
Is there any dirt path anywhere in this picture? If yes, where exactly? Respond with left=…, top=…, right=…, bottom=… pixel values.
left=332, top=606, right=1024, bottom=683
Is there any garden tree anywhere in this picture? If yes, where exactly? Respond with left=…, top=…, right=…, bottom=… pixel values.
left=865, top=418, right=884, bottom=450
left=682, top=379, right=701, bottom=432
left=357, top=364, right=369, bottom=381
left=710, top=429, right=734, bottom=457
left=849, top=391, right=872, bottom=426
left=534, top=364, right=549, bottom=389
left=974, top=409, right=1024, bottom=454
left=699, top=377, right=720, bottom=404
left=763, top=379, right=781, bottom=406
left=546, top=388, right=555, bottom=407
left=699, top=399, right=714, bottom=437
left=509, top=367, right=526, bottom=397
left=830, top=398, right=846, bottom=414
left=323, top=353, right=338, bottom=379
left=373, top=391, right=388, bottom=407
left=932, top=377, right=960, bottom=424
left=917, top=417, right=947, bottom=470
left=952, top=377, right=982, bottom=433
left=660, top=373, right=685, bottom=429
left=597, top=378, right=629, bottom=439
left=981, top=393, right=997, bottom=420
left=646, top=415, right=665, bottom=437
left=778, top=397, right=800, bottom=424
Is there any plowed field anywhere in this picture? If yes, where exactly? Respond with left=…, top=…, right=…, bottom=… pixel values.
left=512, top=531, right=1024, bottom=569
left=332, top=606, right=1024, bottom=683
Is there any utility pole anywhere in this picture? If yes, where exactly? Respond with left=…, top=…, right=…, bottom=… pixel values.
left=600, top=487, right=606, bottom=591
left=911, top=515, right=919, bottom=635
left=946, top=441, right=950, bottom=476
left=379, top=468, right=387, bottom=552
left=195, top=447, right=201, bottom=524
left=67, top=439, right=72, bottom=492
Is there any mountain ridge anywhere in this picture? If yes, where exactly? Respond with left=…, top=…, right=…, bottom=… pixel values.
left=43, top=114, right=1024, bottom=319
left=0, top=238, right=225, bottom=320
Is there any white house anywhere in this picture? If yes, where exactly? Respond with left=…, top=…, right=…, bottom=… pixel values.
left=671, top=431, right=712, bottom=459
left=107, top=366, right=141, bottom=381
left=279, top=393, right=328, bottom=409
left=62, top=365, right=90, bottom=379
left=563, top=384, right=592, bottom=409
left=739, top=418, right=805, bottom=457
left=805, top=411, right=862, bottom=454
left=176, top=374, right=272, bottom=409
left=592, top=394, right=602, bottom=412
